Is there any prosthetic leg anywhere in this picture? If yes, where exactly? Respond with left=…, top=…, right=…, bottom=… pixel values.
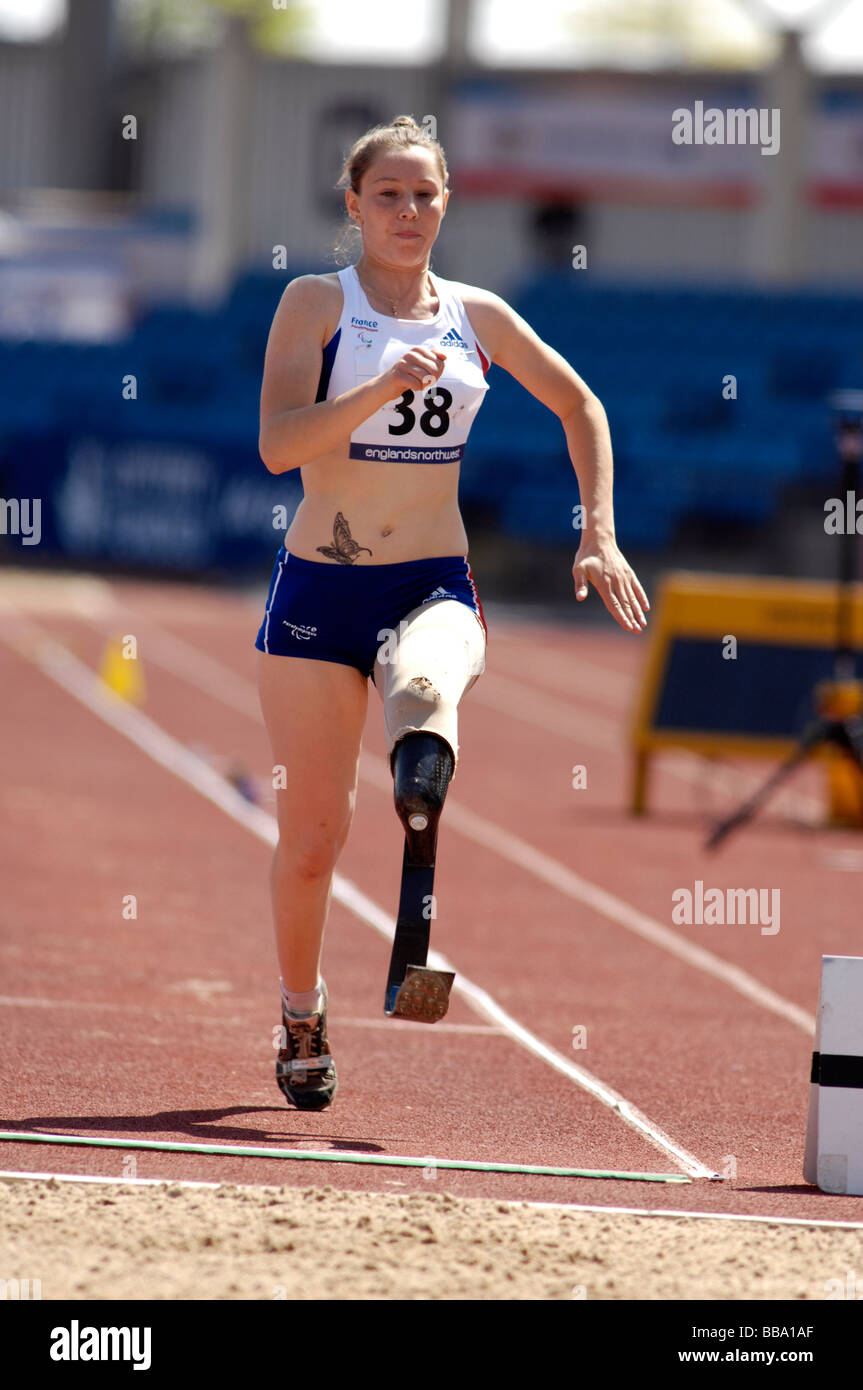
left=373, top=596, right=486, bottom=1022
left=384, top=731, right=456, bottom=1022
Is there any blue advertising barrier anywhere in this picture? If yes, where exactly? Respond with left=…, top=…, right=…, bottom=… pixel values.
left=0, top=427, right=302, bottom=575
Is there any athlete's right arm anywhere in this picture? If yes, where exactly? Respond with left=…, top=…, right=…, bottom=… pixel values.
left=258, top=276, right=446, bottom=474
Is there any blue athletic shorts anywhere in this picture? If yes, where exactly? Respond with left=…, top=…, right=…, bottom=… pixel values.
left=254, top=547, right=488, bottom=678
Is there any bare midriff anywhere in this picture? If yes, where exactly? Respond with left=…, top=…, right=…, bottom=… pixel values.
left=282, top=456, right=469, bottom=565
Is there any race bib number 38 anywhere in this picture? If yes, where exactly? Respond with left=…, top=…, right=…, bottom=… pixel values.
left=352, top=362, right=488, bottom=464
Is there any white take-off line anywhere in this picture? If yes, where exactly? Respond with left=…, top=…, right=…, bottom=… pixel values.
left=0, top=1170, right=225, bottom=1191
left=501, top=1198, right=863, bottom=1231
left=1, top=614, right=715, bottom=1180
left=110, top=611, right=815, bottom=1039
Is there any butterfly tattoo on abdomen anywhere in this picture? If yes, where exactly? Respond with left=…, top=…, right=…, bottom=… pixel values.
left=316, top=511, right=373, bottom=565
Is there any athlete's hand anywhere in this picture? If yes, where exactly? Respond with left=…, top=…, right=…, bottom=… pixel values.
left=572, top=538, right=649, bottom=632
left=380, top=348, right=446, bottom=400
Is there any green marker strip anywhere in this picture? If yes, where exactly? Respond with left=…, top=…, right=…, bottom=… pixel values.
left=0, top=1130, right=691, bottom=1184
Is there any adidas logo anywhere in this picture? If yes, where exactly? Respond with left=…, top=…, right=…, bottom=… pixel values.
left=440, top=328, right=469, bottom=350
left=423, top=586, right=456, bottom=603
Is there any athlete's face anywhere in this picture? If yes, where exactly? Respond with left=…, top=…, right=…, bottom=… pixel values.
left=347, top=147, right=448, bottom=263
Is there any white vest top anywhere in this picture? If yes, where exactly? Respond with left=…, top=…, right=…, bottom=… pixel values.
left=316, top=264, right=491, bottom=464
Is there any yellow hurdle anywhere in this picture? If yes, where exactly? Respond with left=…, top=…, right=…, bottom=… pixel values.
left=631, top=572, right=863, bottom=828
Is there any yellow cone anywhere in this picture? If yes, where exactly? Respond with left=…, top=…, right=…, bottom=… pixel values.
left=99, top=636, right=145, bottom=705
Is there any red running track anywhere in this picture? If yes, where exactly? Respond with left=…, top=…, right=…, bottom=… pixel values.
left=2, top=570, right=862, bottom=1219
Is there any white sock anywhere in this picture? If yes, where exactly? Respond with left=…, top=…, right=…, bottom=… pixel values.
left=280, top=977, right=323, bottom=1017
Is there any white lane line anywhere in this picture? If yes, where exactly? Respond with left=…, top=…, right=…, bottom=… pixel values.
left=473, top=668, right=821, bottom=821
left=0, top=570, right=116, bottom=616
left=2, top=1170, right=858, bottom=1232
left=80, top=614, right=817, bottom=1038
left=1, top=617, right=715, bottom=1180
left=81, top=612, right=818, bottom=1038
left=357, top=754, right=815, bottom=1036
left=475, top=669, right=624, bottom=748
left=96, top=606, right=819, bottom=819
left=126, top=622, right=261, bottom=718
left=489, top=639, right=636, bottom=709
left=0, top=996, right=233, bottom=1021
left=38, top=575, right=799, bottom=812
left=444, top=802, right=817, bottom=1033
left=272, top=823, right=717, bottom=1178
left=0, top=996, right=501, bottom=1034
left=481, top=622, right=821, bottom=819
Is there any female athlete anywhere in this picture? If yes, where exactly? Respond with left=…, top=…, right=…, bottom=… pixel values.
left=255, top=114, right=649, bottom=1110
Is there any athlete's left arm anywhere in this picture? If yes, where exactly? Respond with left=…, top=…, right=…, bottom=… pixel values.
left=464, top=290, right=649, bottom=632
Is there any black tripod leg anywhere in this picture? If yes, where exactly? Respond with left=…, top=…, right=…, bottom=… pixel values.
left=706, top=719, right=828, bottom=851
left=833, top=715, right=863, bottom=770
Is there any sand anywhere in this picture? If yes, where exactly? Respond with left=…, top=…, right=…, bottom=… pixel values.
left=1, top=1177, right=860, bottom=1301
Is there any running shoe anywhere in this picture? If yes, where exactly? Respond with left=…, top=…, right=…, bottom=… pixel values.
left=275, top=980, right=337, bottom=1110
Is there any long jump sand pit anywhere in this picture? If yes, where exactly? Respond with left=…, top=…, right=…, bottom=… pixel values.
left=1, top=1177, right=860, bottom=1301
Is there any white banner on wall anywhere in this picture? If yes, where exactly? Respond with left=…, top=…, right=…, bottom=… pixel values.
left=449, top=83, right=863, bottom=205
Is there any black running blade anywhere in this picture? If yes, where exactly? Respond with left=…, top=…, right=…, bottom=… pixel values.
left=385, top=844, right=434, bottom=1015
